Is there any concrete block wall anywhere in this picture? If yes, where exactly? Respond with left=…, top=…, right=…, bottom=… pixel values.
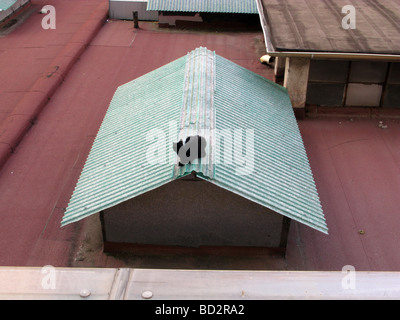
left=306, top=60, right=349, bottom=107
left=102, top=176, right=286, bottom=249
left=109, top=0, right=158, bottom=21
left=383, top=62, right=400, bottom=108
left=305, top=60, right=400, bottom=109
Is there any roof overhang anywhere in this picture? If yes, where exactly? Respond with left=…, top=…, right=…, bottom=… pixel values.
left=263, top=51, right=400, bottom=62
left=147, top=0, right=259, bottom=14
left=62, top=47, right=328, bottom=234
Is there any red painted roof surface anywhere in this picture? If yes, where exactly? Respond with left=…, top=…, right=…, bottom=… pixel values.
left=0, top=0, right=399, bottom=271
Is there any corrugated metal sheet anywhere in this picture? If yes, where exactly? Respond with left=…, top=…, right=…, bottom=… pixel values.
left=212, top=54, right=326, bottom=233
left=62, top=57, right=186, bottom=226
left=147, top=0, right=258, bottom=14
left=174, top=47, right=216, bottom=179
left=0, top=0, right=17, bottom=11
left=62, top=47, right=327, bottom=234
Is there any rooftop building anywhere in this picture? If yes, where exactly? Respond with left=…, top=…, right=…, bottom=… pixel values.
left=0, top=0, right=399, bottom=300
left=257, top=0, right=400, bottom=118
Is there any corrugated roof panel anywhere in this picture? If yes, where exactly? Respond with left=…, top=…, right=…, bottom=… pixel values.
left=174, top=47, right=216, bottom=179
left=147, top=0, right=259, bottom=14
left=0, top=0, right=17, bottom=11
left=212, top=55, right=326, bottom=232
left=62, top=47, right=327, bottom=234
left=62, top=57, right=187, bottom=226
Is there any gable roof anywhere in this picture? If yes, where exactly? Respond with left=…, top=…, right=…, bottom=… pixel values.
left=62, top=47, right=328, bottom=234
left=147, top=0, right=259, bottom=14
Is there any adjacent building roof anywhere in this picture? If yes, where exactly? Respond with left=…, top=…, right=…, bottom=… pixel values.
left=147, top=0, right=259, bottom=14
left=258, top=0, right=400, bottom=55
left=0, top=0, right=17, bottom=11
left=0, top=0, right=30, bottom=23
left=62, top=47, right=328, bottom=234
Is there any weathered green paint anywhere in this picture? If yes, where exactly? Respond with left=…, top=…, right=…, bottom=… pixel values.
left=0, top=0, right=17, bottom=11
left=62, top=47, right=328, bottom=234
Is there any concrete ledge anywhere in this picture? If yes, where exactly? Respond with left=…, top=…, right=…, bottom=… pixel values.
left=0, top=266, right=400, bottom=300
left=306, top=105, right=400, bottom=119
left=103, top=241, right=286, bottom=256
left=0, top=114, right=32, bottom=153
left=0, top=1, right=109, bottom=169
left=371, top=108, right=400, bottom=119
left=10, top=91, right=48, bottom=117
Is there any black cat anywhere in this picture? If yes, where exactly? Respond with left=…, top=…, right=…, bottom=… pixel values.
left=173, top=135, right=207, bottom=166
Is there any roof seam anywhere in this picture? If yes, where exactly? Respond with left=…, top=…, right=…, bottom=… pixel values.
left=174, top=47, right=216, bottom=179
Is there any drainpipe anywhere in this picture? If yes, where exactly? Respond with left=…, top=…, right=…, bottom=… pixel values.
left=133, top=11, right=139, bottom=28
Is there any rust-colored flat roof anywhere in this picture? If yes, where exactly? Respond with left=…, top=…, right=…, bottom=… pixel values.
left=0, top=1, right=399, bottom=272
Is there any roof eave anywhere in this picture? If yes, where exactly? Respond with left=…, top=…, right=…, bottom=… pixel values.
left=265, top=50, right=400, bottom=62
left=255, top=0, right=275, bottom=53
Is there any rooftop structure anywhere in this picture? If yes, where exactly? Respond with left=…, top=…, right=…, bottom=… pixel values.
left=62, top=47, right=327, bottom=240
left=0, top=0, right=399, bottom=294
left=257, top=0, right=400, bottom=117
left=258, top=0, right=400, bottom=57
left=147, top=0, right=258, bottom=14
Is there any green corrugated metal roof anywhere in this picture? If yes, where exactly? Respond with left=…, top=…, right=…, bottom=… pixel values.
left=62, top=56, right=186, bottom=225
left=213, top=54, right=327, bottom=233
left=62, top=47, right=328, bottom=234
left=146, top=0, right=259, bottom=14
left=0, top=0, right=17, bottom=11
